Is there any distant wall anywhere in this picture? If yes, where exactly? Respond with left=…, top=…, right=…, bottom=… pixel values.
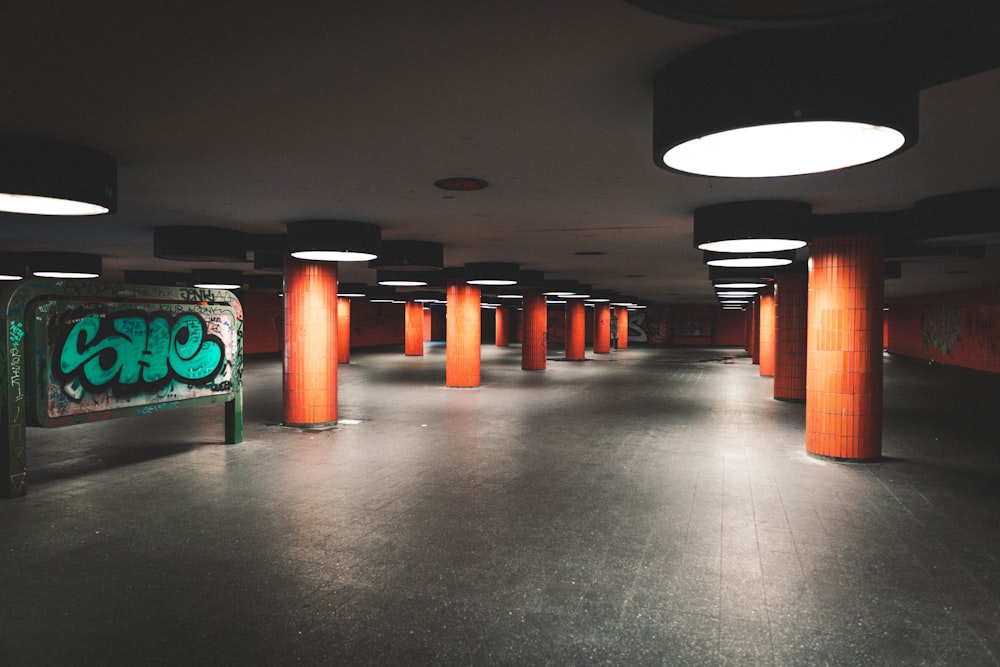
left=887, top=285, right=1000, bottom=373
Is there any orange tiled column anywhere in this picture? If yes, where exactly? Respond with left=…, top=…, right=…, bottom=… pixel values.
left=337, top=296, right=351, bottom=364
left=806, top=235, right=884, bottom=460
left=565, top=300, right=586, bottom=360
left=758, top=289, right=775, bottom=377
left=593, top=303, right=611, bottom=354
left=616, top=307, right=629, bottom=349
left=495, top=305, right=510, bottom=347
left=750, top=298, right=760, bottom=364
left=423, top=307, right=432, bottom=341
left=773, top=272, right=807, bottom=400
left=521, top=290, right=547, bottom=370
left=446, top=280, right=481, bottom=387
left=405, top=300, right=424, bottom=356
left=283, top=257, right=338, bottom=428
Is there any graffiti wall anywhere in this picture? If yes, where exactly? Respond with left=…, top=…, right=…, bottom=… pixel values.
left=887, top=285, right=1000, bottom=373
left=35, top=300, right=238, bottom=423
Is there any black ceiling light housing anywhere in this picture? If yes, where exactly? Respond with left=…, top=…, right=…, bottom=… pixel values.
left=286, top=220, right=380, bottom=262
left=248, top=234, right=288, bottom=272
left=31, top=252, right=102, bottom=279
left=465, top=262, right=519, bottom=286
left=653, top=26, right=919, bottom=177
left=246, top=274, right=284, bottom=291
left=0, top=135, right=117, bottom=216
left=0, top=252, right=28, bottom=280
left=694, top=200, right=812, bottom=252
left=912, top=189, right=1000, bottom=246
left=337, top=282, right=369, bottom=298
left=123, top=270, right=185, bottom=286
left=154, top=226, right=248, bottom=262
left=191, top=269, right=243, bottom=289
left=703, top=249, right=797, bottom=268
left=376, top=270, right=431, bottom=287
left=368, top=240, right=444, bottom=271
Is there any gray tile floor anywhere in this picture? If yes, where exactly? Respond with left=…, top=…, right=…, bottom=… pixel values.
left=4, top=344, right=999, bottom=665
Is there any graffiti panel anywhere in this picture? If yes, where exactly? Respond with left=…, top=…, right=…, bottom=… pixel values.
left=37, top=302, right=237, bottom=421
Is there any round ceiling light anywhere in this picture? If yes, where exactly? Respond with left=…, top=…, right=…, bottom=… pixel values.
left=31, top=252, right=102, bottom=279
left=465, top=262, right=519, bottom=286
left=0, top=136, right=117, bottom=216
left=192, top=269, right=242, bottom=290
left=694, top=200, right=811, bottom=252
left=434, top=177, right=489, bottom=192
left=287, top=220, right=380, bottom=262
left=704, top=249, right=796, bottom=268
left=653, top=27, right=918, bottom=178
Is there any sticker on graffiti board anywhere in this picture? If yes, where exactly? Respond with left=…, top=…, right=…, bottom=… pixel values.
left=42, top=305, right=237, bottom=419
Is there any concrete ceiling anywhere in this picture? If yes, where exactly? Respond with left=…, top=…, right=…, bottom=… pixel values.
left=3, top=0, right=1000, bottom=302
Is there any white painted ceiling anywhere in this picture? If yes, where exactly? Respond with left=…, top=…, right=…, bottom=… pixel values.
left=3, top=0, right=1000, bottom=302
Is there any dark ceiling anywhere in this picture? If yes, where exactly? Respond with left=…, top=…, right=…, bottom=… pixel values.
left=3, top=0, right=1000, bottom=302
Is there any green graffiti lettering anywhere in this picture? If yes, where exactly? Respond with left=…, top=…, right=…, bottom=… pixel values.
left=56, top=311, right=226, bottom=398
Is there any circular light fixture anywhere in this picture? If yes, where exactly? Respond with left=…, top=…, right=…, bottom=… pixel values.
left=154, top=226, right=249, bottom=262
left=0, top=252, right=27, bottom=281
left=543, top=280, right=579, bottom=297
left=368, top=240, right=444, bottom=271
left=913, top=189, right=1000, bottom=246
left=31, top=252, right=102, bottom=279
left=287, top=220, right=380, bottom=262
left=716, top=290, right=758, bottom=298
left=704, top=249, right=796, bottom=268
left=694, top=200, right=811, bottom=252
left=123, top=270, right=184, bottom=286
left=465, top=262, right=519, bottom=286
left=653, top=27, right=918, bottom=178
left=714, top=282, right=767, bottom=289
left=192, top=269, right=242, bottom=289
left=377, top=270, right=430, bottom=287
left=337, top=282, right=368, bottom=297
left=624, top=0, right=931, bottom=28
left=0, top=136, right=117, bottom=215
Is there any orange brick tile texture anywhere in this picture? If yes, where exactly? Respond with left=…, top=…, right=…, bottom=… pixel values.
left=773, top=272, right=807, bottom=400
left=565, top=300, right=586, bottom=360
left=337, top=297, right=351, bottom=364
left=594, top=303, right=611, bottom=354
left=283, top=257, right=338, bottom=427
left=521, top=291, right=547, bottom=370
left=446, top=281, right=481, bottom=387
left=495, top=305, right=510, bottom=347
left=405, top=301, right=425, bottom=356
left=759, top=291, right=776, bottom=377
left=616, top=307, right=629, bottom=349
left=806, top=235, right=884, bottom=460
left=751, top=299, right=760, bottom=364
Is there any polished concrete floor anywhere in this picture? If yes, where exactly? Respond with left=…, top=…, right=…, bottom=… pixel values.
left=4, top=343, right=1000, bottom=665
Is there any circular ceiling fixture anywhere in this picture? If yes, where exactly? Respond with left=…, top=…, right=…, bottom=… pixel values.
left=465, top=262, right=519, bottom=286
left=913, top=189, right=1000, bottom=246
left=369, top=240, right=444, bottom=271
left=286, top=220, right=380, bottom=262
left=704, top=249, right=796, bottom=268
left=434, top=177, right=489, bottom=192
left=31, top=252, right=102, bottom=279
left=625, top=0, right=933, bottom=28
left=192, top=269, right=243, bottom=290
left=653, top=27, right=918, bottom=177
left=154, top=226, right=248, bottom=262
left=0, top=136, right=117, bottom=216
left=694, top=200, right=811, bottom=252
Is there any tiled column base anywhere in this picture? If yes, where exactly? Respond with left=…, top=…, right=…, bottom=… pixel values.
left=806, top=235, right=884, bottom=460
left=565, top=300, right=586, bottom=361
left=593, top=303, right=611, bottom=354
left=759, top=290, right=775, bottom=377
left=446, top=281, right=481, bottom=387
left=774, top=272, right=807, bottom=400
left=283, top=257, right=338, bottom=428
left=522, top=291, right=547, bottom=370
left=337, top=297, right=351, bottom=364
left=405, top=301, right=424, bottom=356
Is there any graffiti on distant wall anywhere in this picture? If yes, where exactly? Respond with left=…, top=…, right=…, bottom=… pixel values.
left=922, top=306, right=963, bottom=354
left=45, top=306, right=236, bottom=418
left=972, top=306, right=1000, bottom=361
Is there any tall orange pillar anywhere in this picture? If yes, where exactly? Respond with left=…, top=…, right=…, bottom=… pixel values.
left=565, top=300, right=586, bottom=361
left=616, top=307, right=629, bottom=349
left=806, top=235, right=884, bottom=460
left=593, top=303, right=611, bottom=354
left=758, top=289, right=775, bottom=377
left=773, top=272, right=807, bottom=400
left=405, top=300, right=424, bottom=356
left=283, top=257, right=338, bottom=428
left=337, top=296, right=351, bottom=364
left=423, top=307, right=432, bottom=341
left=750, top=298, right=760, bottom=364
left=495, top=305, right=510, bottom=347
left=521, top=290, right=547, bottom=370
left=446, top=280, right=480, bottom=387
